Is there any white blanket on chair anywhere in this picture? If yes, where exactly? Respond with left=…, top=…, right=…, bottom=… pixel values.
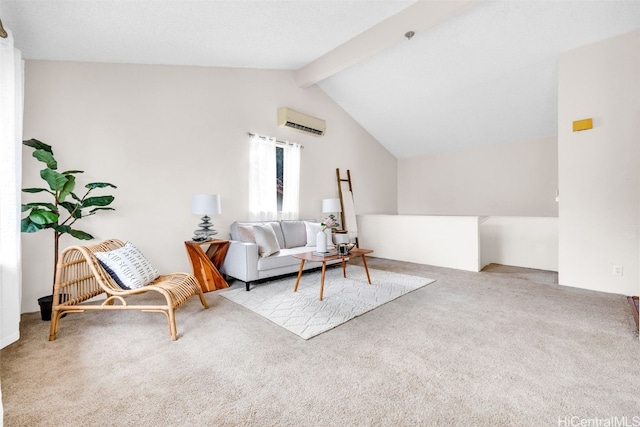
left=340, top=182, right=358, bottom=240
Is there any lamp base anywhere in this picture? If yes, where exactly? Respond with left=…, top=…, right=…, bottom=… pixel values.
left=193, top=215, right=218, bottom=241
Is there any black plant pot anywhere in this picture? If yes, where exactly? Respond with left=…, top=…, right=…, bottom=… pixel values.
left=37, top=294, right=68, bottom=321
left=37, top=295, right=53, bottom=321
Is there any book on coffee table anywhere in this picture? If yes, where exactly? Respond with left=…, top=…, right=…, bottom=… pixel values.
left=312, top=250, right=338, bottom=257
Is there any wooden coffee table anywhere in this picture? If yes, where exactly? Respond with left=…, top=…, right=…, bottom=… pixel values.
left=292, top=248, right=374, bottom=301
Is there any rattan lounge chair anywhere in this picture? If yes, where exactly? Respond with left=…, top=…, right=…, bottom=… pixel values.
left=49, top=239, right=209, bottom=341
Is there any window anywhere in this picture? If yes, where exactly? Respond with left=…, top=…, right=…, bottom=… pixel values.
left=248, top=134, right=300, bottom=221
left=276, top=146, right=283, bottom=211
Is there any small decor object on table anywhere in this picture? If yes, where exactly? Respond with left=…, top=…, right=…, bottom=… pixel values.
left=317, top=214, right=339, bottom=253
left=318, top=198, right=341, bottom=253
left=316, top=230, right=328, bottom=253
left=337, top=243, right=355, bottom=255
left=312, top=249, right=337, bottom=257
left=321, top=215, right=339, bottom=232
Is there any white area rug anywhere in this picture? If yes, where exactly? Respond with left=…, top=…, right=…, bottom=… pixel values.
left=219, top=266, right=435, bottom=339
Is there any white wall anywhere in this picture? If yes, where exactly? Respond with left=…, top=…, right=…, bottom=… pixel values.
left=20, top=60, right=398, bottom=313
left=480, top=217, right=558, bottom=272
left=397, top=137, right=558, bottom=217
left=358, top=214, right=481, bottom=272
left=558, top=30, right=640, bottom=296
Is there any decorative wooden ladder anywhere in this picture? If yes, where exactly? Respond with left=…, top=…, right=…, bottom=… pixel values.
left=336, top=168, right=359, bottom=248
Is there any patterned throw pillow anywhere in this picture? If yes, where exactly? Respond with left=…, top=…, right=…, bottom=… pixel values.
left=94, top=242, right=160, bottom=289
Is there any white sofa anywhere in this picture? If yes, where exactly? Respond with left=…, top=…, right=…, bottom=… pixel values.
left=220, top=220, right=340, bottom=291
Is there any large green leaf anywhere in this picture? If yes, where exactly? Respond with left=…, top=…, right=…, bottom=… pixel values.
left=59, top=201, right=82, bottom=218
left=29, top=208, right=59, bottom=225
left=54, top=224, right=94, bottom=240
left=52, top=224, right=71, bottom=234
left=22, top=187, right=53, bottom=194
left=21, top=217, right=44, bottom=233
left=23, top=139, right=53, bottom=154
left=68, top=229, right=94, bottom=240
left=22, top=202, right=57, bottom=212
left=89, top=207, right=115, bottom=214
left=61, top=170, right=83, bottom=175
left=58, top=175, right=76, bottom=202
left=86, top=182, right=118, bottom=190
left=40, top=168, right=68, bottom=192
left=32, top=149, right=57, bottom=170
left=82, top=195, right=114, bottom=207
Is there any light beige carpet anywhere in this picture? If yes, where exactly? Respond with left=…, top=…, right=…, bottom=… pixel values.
left=1, top=259, right=639, bottom=426
left=219, top=266, right=435, bottom=339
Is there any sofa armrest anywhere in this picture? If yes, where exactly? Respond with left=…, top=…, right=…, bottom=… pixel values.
left=220, top=240, right=260, bottom=282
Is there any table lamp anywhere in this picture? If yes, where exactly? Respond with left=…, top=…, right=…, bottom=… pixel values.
left=191, top=194, right=221, bottom=241
left=322, top=198, right=342, bottom=216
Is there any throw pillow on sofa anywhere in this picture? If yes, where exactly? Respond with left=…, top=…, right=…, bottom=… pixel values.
left=280, top=220, right=308, bottom=248
left=236, top=224, right=256, bottom=243
left=253, top=224, right=280, bottom=257
left=304, top=222, right=322, bottom=246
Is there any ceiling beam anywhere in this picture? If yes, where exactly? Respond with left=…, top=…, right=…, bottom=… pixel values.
left=294, top=0, right=483, bottom=88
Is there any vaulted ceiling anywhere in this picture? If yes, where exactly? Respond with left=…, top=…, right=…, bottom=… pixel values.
left=2, top=0, right=639, bottom=158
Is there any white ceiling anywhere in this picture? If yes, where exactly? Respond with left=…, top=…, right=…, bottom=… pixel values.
left=319, top=0, right=640, bottom=158
left=2, top=0, right=639, bottom=158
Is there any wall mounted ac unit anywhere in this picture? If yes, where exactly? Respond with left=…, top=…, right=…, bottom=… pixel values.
left=277, top=107, right=326, bottom=136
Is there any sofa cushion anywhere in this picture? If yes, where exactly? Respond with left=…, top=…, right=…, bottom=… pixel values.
left=236, top=225, right=256, bottom=243
left=280, top=220, right=307, bottom=248
left=257, top=247, right=315, bottom=270
left=231, top=221, right=285, bottom=248
left=304, top=221, right=321, bottom=246
left=253, top=224, right=280, bottom=258
left=267, top=222, right=285, bottom=248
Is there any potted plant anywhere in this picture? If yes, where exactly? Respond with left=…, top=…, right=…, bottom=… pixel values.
left=21, top=139, right=117, bottom=321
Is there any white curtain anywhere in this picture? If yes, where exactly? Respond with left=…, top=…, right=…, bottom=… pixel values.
left=281, top=142, right=301, bottom=220
left=0, top=28, right=23, bottom=350
left=248, top=134, right=277, bottom=221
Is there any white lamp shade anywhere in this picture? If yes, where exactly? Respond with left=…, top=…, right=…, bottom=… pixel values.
left=191, top=194, right=221, bottom=215
left=322, top=198, right=342, bottom=213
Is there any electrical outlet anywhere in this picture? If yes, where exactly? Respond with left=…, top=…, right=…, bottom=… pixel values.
left=612, top=265, right=623, bottom=276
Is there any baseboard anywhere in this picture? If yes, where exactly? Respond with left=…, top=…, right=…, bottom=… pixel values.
left=628, top=296, right=639, bottom=332
left=0, top=330, right=20, bottom=350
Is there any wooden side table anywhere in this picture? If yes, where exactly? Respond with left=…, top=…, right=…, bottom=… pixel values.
left=184, top=240, right=230, bottom=292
